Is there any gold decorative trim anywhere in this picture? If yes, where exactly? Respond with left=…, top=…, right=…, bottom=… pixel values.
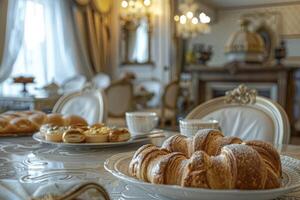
left=220, top=1, right=300, bottom=11
left=31, top=182, right=110, bottom=200
left=225, top=84, right=257, bottom=104
left=74, top=0, right=90, bottom=6
left=282, top=34, right=300, bottom=39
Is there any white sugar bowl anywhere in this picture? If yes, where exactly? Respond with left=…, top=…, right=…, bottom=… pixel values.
left=179, top=119, right=219, bottom=137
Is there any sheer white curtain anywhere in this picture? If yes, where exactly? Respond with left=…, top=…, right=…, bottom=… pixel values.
left=2, top=0, right=92, bottom=94
left=0, top=0, right=25, bottom=82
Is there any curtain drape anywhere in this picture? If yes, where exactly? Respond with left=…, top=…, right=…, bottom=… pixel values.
left=73, top=0, right=111, bottom=74
left=6, top=0, right=94, bottom=88
left=0, top=0, right=25, bottom=82
left=41, top=0, right=94, bottom=83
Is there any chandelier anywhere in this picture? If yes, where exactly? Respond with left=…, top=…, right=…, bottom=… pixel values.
left=120, top=0, right=152, bottom=22
left=174, top=0, right=211, bottom=38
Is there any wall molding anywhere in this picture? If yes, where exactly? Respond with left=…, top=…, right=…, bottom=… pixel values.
left=220, top=1, right=300, bottom=11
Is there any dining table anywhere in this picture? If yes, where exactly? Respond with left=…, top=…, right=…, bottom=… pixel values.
left=0, top=132, right=300, bottom=200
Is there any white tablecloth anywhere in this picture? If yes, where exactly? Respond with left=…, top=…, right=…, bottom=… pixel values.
left=0, top=136, right=300, bottom=200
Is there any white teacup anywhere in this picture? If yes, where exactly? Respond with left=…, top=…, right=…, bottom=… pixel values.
left=126, top=112, right=159, bottom=137
left=179, top=119, right=219, bottom=137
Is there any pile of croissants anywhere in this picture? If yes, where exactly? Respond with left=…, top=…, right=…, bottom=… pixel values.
left=129, top=129, right=281, bottom=190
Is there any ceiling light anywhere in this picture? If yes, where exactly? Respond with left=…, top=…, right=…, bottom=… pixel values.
left=121, top=0, right=128, bottom=8
left=180, top=15, right=187, bottom=24
left=186, top=11, right=193, bottom=19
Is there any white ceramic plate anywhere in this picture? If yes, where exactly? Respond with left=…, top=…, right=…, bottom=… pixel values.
left=104, top=152, right=300, bottom=200
left=32, top=132, right=150, bottom=148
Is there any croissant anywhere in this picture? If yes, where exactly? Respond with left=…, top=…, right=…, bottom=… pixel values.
left=129, top=129, right=281, bottom=190
left=0, top=110, right=88, bottom=135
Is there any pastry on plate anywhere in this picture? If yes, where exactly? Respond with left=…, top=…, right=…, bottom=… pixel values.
left=62, top=129, right=85, bottom=143
left=69, top=124, right=89, bottom=132
left=44, top=126, right=69, bottom=142
left=84, top=126, right=110, bottom=143
left=90, top=123, right=105, bottom=129
left=129, top=129, right=282, bottom=190
left=109, top=128, right=131, bottom=142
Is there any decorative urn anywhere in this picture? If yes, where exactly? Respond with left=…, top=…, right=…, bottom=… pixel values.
left=225, top=19, right=265, bottom=63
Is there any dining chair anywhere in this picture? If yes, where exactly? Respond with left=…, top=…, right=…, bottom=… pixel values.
left=186, top=84, right=290, bottom=144
left=52, top=87, right=107, bottom=125
left=105, top=78, right=134, bottom=127
left=92, top=73, right=111, bottom=89
left=144, top=80, right=180, bottom=129
left=60, top=75, right=86, bottom=94
left=136, top=79, right=162, bottom=108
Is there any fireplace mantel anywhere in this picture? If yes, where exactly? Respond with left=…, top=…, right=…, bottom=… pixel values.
left=186, top=63, right=300, bottom=136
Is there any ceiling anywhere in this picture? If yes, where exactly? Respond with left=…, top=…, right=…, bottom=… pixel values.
left=200, top=0, right=300, bottom=9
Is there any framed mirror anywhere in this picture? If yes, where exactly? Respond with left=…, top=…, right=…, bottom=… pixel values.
left=120, top=15, right=153, bottom=66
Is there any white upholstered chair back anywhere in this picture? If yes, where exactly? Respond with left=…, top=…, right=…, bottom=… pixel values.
left=105, top=79, right=133, bottom=117
left=92, top=73, right=111, bottom=89
left=137, top=79, right=162, bottom=107
left=53, top=88, right=107, bottom=124
left=61, top=75, right=86, bottom=93
left=186, top=85, right=290, bottom=144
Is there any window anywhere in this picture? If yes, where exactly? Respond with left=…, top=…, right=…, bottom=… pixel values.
left=2, top=0, right=77, bottom=95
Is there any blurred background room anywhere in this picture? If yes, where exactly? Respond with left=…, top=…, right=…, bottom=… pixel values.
left=1, top=0, right=300, bottom=144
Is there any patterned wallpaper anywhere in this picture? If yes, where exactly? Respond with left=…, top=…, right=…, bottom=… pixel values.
left=188, top=3, right=300, bottom=66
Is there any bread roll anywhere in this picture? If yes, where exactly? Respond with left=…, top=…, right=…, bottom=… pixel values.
left=63, top=115, right=88, bottom=126
left=45, top=114, right=65, bottom=126
left=10, top=117, right=39, bottom=133
left=0, top=110, right=89, bottom=135
left=0, top=118, right=14, bottom=133
left=29, top=113, right=47, bottom=126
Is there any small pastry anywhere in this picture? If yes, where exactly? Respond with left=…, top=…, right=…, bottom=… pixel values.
left=109, top=128, right=131, bottom=142
left=90, top=123, right=105, bottom=129
left=39, top=124, right=53, bottom=135
left=45, top=126, right=68, bottom=142
left=84, top=127, right=110, bottom=143
left=69, top=124, right=89, bottom=132
left=62, top=129, right=85, bottom=143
